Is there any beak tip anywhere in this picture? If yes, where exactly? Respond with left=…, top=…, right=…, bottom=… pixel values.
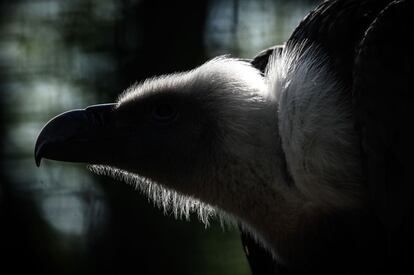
left=34, top=144, right=42, bottom=167
left=34, top=138, right=46, bottom=167
left=35, top=155, right=42, bottom=167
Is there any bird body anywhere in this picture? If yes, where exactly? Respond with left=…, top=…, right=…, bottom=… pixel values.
left=35, top=0, right=413, bottom=273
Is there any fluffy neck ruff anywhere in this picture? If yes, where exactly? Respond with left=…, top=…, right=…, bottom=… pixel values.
left=267, top=43, right=362, bottom=209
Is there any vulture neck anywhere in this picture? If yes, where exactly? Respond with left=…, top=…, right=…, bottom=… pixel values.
left=200, top=108, right=315, bottom=259
left=212, top=140, right=330, bottom=263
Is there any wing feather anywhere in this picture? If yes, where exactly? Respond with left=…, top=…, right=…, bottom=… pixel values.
left=353, top=0, right=414, bottom=270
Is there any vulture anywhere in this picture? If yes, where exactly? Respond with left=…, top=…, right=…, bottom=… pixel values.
left=35, top=0, right=413, bottom=274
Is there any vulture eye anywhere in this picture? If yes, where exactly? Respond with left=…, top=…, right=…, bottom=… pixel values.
left=151, top=103, right=178, bottom=123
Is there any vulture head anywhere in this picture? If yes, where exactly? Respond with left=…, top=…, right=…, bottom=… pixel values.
left=35, top=45, right=361, bottom=267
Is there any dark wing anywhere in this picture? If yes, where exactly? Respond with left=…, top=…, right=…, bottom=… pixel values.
left=288, top=0, right=414, bottom=272
left=288, top=0, right=393, bottom=89
left=353, top=0, right=414, bottom=272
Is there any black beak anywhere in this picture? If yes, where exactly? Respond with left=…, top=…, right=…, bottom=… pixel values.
left=34, top=103, right=119, bottom=167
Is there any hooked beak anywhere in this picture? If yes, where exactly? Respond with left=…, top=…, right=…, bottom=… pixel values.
left=34, top=103, right=119, bottom=167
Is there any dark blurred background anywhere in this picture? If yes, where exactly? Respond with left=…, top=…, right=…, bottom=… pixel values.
left=0, top=0, right=318, bottom=274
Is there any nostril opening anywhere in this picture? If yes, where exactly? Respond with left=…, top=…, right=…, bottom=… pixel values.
left=85, top=103, right=116, bottom=126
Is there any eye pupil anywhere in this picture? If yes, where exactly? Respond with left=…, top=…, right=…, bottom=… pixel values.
left=152, top=104, right=177, bottom=121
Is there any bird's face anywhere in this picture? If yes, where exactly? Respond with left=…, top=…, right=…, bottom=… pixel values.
left=35, top=57, right=275, bottom=210
left=109, top=87, right=221, bottom=196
